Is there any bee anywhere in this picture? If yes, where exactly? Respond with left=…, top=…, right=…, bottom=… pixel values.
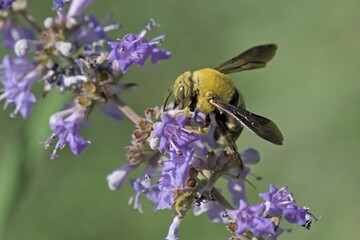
left=164, top=44, right=284, bottom=148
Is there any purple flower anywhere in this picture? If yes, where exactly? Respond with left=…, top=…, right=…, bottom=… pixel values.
left=259, top=184, right=295, bottom=216
left=53, top=0, right=71, bottom=10
left=67, top=0, right=94, bottom=17
left=129, top=173, right=160, bottom=213
left=165, top=215, right=182, bottom=240
left=106, top=164, right=136, bottom=190
left=240, top=148, right=260, bottom=165
left=69, top=14, right=110, bottom=46
left=259, top=184, right=309, bottom=226
left=98, top=100, right=123, bottom=121
left=156, top=150, right=193, bottom=210
left=283, top=206, right=307, bottom=225
left=226, top=177, right=247, bottom=207
left=107, top=19, right=171, bottom=73
left=0, top=56, right=41, bottom=118
left=193, top=198, right=227, bottom=223
left=0, top=0, right=15, bottom=10
left=45, top=102, right=90, bottom=159
left=228, top=200, right=275, bottom=237
left=0, top=18, right=35, bottom=49
left=153, top=114, right=201, bottom=153
left=127, top=152, right=165, bottom=212
left=156, top=171, right=174, bottom=210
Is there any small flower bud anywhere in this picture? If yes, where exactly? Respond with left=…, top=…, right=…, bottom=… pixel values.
left=186, top=178, right=197, bottom=188
left=55, top=41, right=73, bottom=57
left=150, top=136, right=160, bottom=150
left=227, top=221, right=238, bottom=233
left=12, top=0, right=28, bottom=11
left=44, top=17, right=54, bottom=29
left=14, top=39, right=40, bottom=57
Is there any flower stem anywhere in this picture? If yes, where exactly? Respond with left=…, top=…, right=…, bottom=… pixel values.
left=110, top=95, right=141, bottom=124
left=20, top=10, right=42, bottom=33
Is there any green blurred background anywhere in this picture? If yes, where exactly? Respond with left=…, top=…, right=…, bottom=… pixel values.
left=0, top=0, right=359, bottom=239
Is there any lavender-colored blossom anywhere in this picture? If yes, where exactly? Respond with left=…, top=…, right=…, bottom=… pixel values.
left=259, top=184, right=309, bottom=226
left=156, top=150, right=194, bottom=210
left=153, top=113, right=201, bottom=153
left=0, top=0, right=15, bottom=10
left=107, top=19, right=171, bottom=73
left=47, top=119, right=90, bottom=159
left=53, top=0, right=71, bottom=10
left=128, top=158, right=163, bottom=212
left=193, top=198, right=227, bottom=223
left=69, top=14, right=110, bottom=46
left=228, top=200, right=275, bottom=237
left=67, top=0, right=94, bottom=17
left=165, top=215, right=182, bottom=240
left=226, top=177, right=247, bottom=207
left=259, top=184, right=295, bottom=216
left=0, top=56, right=41, bottom=118
left=107, top=164, right=136, bottom=190
left=163, top=150, right=194, bottom=186
left=129, top=174, right=160, bottom=213
left=45, top=102, right=90, bottom=159
left=156, top=171, right=174, bottom=210
left=240, top=148, right=260, bottom=165
left=0, top=18, right=35, bottom=49
left=99, top=100, right=123, bottom=121
left=283, top=205, right=307, bottom=225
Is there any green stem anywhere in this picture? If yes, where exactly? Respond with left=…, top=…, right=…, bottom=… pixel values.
left=20, top=10, right=43, bottom=34
left=0, top=129, right=27, bottom=240
left=110, top=95, right=141, bottom=124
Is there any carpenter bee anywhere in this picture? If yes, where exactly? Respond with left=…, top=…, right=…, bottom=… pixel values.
left=164, top=44, right=283, bottom=148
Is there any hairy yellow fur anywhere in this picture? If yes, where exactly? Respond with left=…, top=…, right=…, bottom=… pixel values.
left=192, top=68, right=235, bottom=113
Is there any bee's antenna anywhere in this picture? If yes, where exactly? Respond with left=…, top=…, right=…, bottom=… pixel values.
left=244, top=177, right=257, bottom=190
left=162, top=85, right=173, bottom=111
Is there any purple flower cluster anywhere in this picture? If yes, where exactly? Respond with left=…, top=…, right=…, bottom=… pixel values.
left=0, top=0, right=171, bottom=158
left=45, top=102, right=90, bottom=159
left=152, top=113, right=201, bottom=153
left=107, top=107, right=317, bottom=240
left=228, top=200, right=274, bottom=237
left=259, top=185, right=315, bottom=229
left=0, top=55, right=40, bottom=118
left=107, top=19, right=171, bottom=73
left=226, top=185, right=314, bottom=239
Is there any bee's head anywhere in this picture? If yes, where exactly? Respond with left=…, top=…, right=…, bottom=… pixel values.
left=173, top=71, right=194, bottom=109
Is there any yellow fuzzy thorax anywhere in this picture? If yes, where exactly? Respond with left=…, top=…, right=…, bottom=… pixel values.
left=192, top=68, right=235, bottom=114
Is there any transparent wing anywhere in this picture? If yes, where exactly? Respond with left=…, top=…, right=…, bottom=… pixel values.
left=214, top=44, right=277, bottom=74
left=210, top=99, right=284, bottom=145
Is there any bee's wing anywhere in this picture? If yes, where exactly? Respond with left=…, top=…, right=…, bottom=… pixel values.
left=210, top=99, right=284, bottom=145
left=214, top=44, right=277, bottom=74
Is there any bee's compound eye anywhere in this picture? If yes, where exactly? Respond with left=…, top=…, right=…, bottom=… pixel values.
left=178, top=85, right=185, bottom=101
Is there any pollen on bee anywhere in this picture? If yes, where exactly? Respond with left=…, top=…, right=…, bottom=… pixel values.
left=183, top=107, right=192, bottom=117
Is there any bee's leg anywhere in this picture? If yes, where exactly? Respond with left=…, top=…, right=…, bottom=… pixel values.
left=213, top=112, right=244, bottom=178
